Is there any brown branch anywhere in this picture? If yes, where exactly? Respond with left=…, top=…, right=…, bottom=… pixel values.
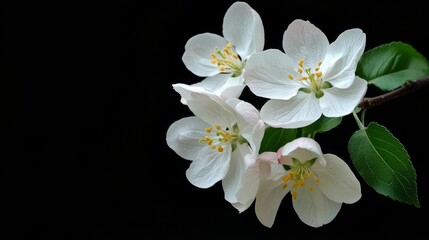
left=358, top=76, right=429, bottom=109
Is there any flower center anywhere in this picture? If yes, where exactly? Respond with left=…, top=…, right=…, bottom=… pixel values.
left=199, top=124, right=241, bottom=153
left=288, top=59, right=331, bottom=98
left=210, top=43, right=244, bottom=77
left=281, top=157, right=320, bottom=200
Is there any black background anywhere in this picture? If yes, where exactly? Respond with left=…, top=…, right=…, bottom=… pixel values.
left=3, top=0, right=428, bottom=238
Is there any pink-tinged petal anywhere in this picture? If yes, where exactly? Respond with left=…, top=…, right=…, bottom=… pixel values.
left=282, top=19, right=329, bottom=68
left=244, top=49, right=302, bottom=100
left=166, top=116, right=209, bottom=161
left=280, top=137, right=326, bottom=166
left=322, top=29, right=366, bottom=89
left=292, top=184, right=342, bottom=227
left=260, top=92, right=322, bottom=128
left=223, top=1, right=264, bottom=58
left=319, top=76, right=367, bottom=117
left=255, top=163, right=288, bottom=228
left=182, top=33, right=229, bottom=77
left=186, top=144, right=232, bottom=189
left=259, top=157, right=272, bottom=178
left=258, top=152, right=278, bottom=164
left=312, top=154, right=362, bottom=204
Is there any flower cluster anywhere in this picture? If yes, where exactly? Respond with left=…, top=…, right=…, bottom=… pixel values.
left=167, top=1, right=366, bottom=228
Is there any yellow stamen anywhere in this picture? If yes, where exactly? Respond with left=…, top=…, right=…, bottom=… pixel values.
left=292, top=182, right=299, bottom=190
left=299, top=59, right=304, bottom=68
left=219, top=66, right=228, bottom=72
left=288, top=58, right=325, bottom=97
left=280, top=159, right=321, bottom=200
left=209, top=43, right=243, bottom=75
left=288, top=74, right=294, bottom=80
left=218, top=146, right=224, bottom=152
left=199, top=124, right=240, bottom=153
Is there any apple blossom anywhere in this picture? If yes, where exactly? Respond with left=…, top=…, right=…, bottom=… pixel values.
left=180, top=1, right=264, bottom=104
left=244, top=19, right=367, bottom=128
left=255, top=137, right=361, bottom=228
left=166, top=84, right=265, bottom=209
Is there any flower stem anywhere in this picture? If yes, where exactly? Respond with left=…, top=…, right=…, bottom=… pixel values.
left=360, top=108, right=366, bottom=126
left=352, top=109, right=365, bottom=130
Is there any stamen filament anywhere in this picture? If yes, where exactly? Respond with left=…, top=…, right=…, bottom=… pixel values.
left=210, top=43, right=243, bottom=75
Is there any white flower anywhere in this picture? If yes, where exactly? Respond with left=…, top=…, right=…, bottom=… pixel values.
left=244, top=19, right=367, bottom=128
left=166, top=84, right=265, bottom=208
left=180, top=1, right=264, bottom=104
left=255, top=137, right=361, bottom=228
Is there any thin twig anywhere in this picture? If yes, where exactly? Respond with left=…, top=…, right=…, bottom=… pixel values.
left=358, top=76, right=429, bottom=109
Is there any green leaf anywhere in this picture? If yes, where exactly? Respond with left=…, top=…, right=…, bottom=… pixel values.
left=348, top=122, right=420, bottom=207
left=259, top=127, right=297, bottom=153
left=356, top=41, right=429, bottom=91
left=301, top=116, right=342, bottom=136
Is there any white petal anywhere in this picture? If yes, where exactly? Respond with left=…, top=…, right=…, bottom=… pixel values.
left=255, top=164, right=288, bottom=228
left=244, top=49, right=302, bottom=100
left=185, top=90, right=236, bottom=127
left=258, top=151, right=278, bottom=164
left=282, top=19, right=329, bottom=68
left=322, top=29, right=366, bottom=89
left=193, top=74, right=233, bottom=93
left=319, top=76, right=367, bottom=117
left=186, top=144, right=232, bottom=188
left=235, top=153, right=259, bottom=203
left=223, top=144, right=249, bottom=204
left=166, top=116, right=209, bottom=161
left=172, top=83, right=211, bottom=105
left=223, top=1, right=264, bottom=58
left=312, top=153, right=362, bottom=204
left=231, top=201, right=253, bottom=213
left=194, top=74, right=245, bottom=100
left=292, top=184, right=342, bottom=227
left=260, top=92, right=322, bottom=128
left=182, top=33, right=229, bottom=77
left=225, top=150, right=260, bottom=212
left=280, top=137, right=326, bottom=166
left=226, top=98, right=261, bottom=128
left=227, top=98, right=265, bottom=152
